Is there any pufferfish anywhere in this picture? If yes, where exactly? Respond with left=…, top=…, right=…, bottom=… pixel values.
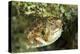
left=24, top=16, right=63, bottom=48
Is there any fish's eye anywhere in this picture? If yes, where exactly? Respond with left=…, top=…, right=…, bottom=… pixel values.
left=41, top=30, right=45, bottom=35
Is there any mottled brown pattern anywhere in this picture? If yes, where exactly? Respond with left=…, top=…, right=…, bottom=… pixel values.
left=25, top=17, right=63, bottom=48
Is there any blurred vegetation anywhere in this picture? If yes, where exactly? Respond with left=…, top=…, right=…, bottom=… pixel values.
left=9, top=1, right=78, bottom=53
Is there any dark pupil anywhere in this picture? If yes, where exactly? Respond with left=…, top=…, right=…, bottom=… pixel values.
left=41, top=30, right=45, bottom=35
